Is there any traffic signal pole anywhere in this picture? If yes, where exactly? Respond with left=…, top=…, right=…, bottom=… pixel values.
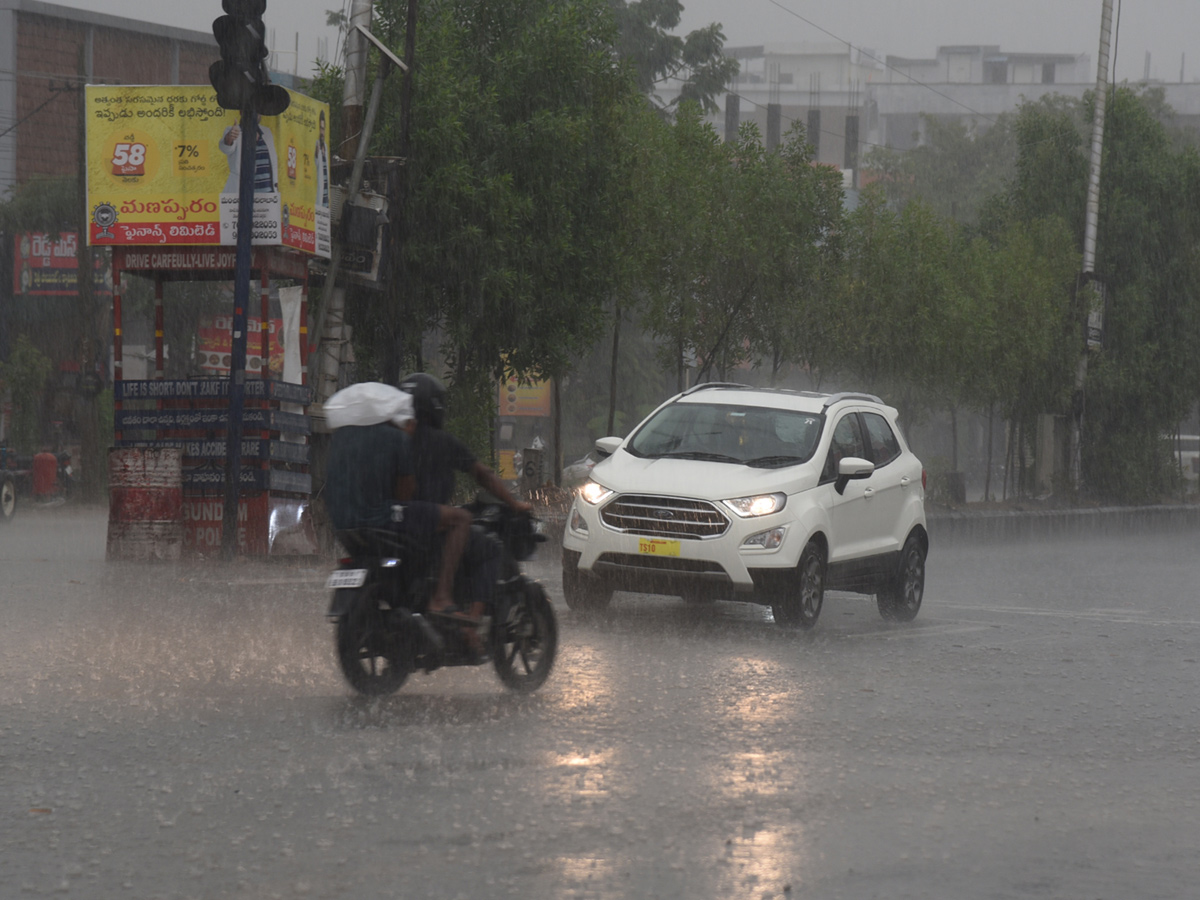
left=208, top=0, right=290, bottom=557
left=219, top=106, right=258, bottom=559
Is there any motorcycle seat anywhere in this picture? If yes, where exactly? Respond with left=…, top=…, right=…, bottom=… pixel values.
left=336, top=528, right=426, bottom=562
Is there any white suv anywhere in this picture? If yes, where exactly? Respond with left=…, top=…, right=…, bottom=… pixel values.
left=561, top=384, right=928, bottom=629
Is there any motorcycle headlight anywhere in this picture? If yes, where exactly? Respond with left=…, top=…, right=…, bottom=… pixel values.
left=722, top=492, right=787, bottom=517
left=579, top=481, right=613, bottom=505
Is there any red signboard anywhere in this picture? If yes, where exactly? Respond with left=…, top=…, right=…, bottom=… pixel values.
left=196, top=314, right=284, bottom=377
left=13, top=232, right=112, bottom=296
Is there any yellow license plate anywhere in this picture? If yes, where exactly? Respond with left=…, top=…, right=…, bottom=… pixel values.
left=638, top=538, right=680, bottom=557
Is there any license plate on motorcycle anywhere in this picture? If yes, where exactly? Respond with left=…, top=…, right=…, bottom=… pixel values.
left=326, top=569, right=367, bottom=589
left=638, top=538, right=680, bottom=557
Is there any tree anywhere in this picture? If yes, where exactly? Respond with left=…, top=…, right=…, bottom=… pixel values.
left=0, top=335, right=53, bottom=454
left=346, top=0, right=640, bottom=454
left=608, top=0, right=739, bottom=115
left=746, top=127, right=845, bottom=385
left=863, top=114, right=1017, bottom=226
left=997, top=87, right=1200, bottom=500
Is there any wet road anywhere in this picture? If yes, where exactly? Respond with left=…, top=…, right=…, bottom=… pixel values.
left=2, top=506, right=1199, bottom=899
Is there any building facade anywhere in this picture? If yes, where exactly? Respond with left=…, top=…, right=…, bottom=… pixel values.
left=689, top=42, right=1200, bottom=173
left=0, top=0, right=216, bottom=198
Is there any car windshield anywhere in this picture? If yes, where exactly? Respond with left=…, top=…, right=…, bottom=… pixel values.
left=626, top=402, right=822, bottom=467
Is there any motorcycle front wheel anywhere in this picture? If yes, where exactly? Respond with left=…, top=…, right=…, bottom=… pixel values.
left=335, top=584, right=409, bottom=696
left=493, top=581, right=557, bottom=693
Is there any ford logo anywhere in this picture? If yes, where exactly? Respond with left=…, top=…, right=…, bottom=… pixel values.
left=653, top=509, right=675, bottom=520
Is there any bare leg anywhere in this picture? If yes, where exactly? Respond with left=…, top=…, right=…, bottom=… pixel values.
left=428, top=506, right=470, bottom=613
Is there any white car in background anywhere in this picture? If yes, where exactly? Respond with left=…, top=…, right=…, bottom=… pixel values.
left=561, top=384, right=928, bottom=629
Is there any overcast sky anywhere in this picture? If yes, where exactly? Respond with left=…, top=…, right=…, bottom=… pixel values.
left=65, top=0, right=1200, bottom=85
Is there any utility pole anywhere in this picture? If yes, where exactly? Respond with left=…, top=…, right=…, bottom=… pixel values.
left=311, top=4, right=408, bottom=405
left=312, top=0, right=371, bottom=408
left=339, top=0, right=372, bottom=160
left=1069, top=0, right=1114, bottom=492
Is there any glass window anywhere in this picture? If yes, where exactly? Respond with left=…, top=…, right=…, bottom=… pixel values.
left=862, top=412, right=901, bottom=467
left=822, top=413, right=867, bottom=481
left=627, top=402, right=822, bottom=467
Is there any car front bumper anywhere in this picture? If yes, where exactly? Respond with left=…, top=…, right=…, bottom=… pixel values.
left=561, top=496, right=801, bottom=594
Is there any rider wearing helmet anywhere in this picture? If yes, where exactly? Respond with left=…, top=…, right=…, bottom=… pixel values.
left=400, top=373, right=532, bottom=633
left=323, top=385, right=470, bottom=616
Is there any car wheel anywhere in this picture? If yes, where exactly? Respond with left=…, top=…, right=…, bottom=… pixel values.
left=773, top=539, right=824, bottom=630
left=0, top=474, right=15, bottom=523
left=562, top=556, right=612, bottom=613
left=877, top=534, right=925, bottom=623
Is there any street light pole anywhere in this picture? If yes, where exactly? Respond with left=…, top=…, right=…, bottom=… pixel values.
left=1069, top=0, right=1114, bottom=492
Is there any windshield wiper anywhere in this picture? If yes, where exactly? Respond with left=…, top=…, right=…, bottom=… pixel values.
left=745, top=455, right=806, bottom=468
left=656, top=451, right=742, bottom=464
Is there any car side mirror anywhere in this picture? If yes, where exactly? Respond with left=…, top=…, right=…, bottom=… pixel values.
left=835, top=456, right=874, bottom=495
left=594, top=436, right=622, bottom=459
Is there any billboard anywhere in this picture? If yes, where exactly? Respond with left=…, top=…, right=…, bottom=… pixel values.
left=12, top=232, right=111, bottom=296
left=499, top=374, right=551, bottom=417
left=84, top=85, right=331, bottom=257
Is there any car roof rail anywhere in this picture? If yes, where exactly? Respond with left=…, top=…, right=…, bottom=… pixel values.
left=681, top=381, right=754, bottom=396
left=821, top=391, right=883, bottom=409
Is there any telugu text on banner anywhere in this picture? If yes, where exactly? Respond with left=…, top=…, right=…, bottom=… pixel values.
left=85, top=85, right=331, bottom=258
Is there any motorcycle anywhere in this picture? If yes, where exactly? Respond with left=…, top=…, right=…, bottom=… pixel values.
left=326, top=500, right=558, bottom=695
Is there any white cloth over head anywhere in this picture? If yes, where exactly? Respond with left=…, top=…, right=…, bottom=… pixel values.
left=324, top=382, right=414, bottom=430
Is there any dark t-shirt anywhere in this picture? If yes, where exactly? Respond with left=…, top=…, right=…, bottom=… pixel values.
left=411, top=425, right=476, bottom=505
left=324, top=423, right=410, bottom=531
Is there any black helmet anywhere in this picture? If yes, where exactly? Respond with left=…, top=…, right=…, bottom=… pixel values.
left=399, top=372, right=447, bottom=429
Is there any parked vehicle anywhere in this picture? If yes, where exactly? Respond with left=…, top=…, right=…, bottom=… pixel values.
left=2, top=450, right=74, bottom=503
left=327, top=501, right=557, bottom=695
left=0, top=471, right=15, bottom=523
left=561, top=448, right=607, bottom=489
left=562, top=383, right=928, bottom=629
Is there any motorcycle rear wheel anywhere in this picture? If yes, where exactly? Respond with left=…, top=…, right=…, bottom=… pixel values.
left=335, top=584, right=409, bottom=696
left=493, top=582, right=557, bottom=693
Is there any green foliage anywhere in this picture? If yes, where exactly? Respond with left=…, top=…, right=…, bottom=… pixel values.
left=864, top=114, right=1017, bottom=225
left=0, top=335, right=53, bottom=453
left=0, top=176, right=79, bottom=231
left=305, top=59, right=345, bottom=152
left=348, top=0, right=641, bottom=447
left=608, top=0, right=739, bottom=115
left=319, top=4, right=1199, bottom=507
left=1072, top=87, right=1200, bottom=500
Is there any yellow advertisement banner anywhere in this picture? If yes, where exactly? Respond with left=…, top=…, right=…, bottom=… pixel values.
left=85, top=85, right=331, bottom=257
left=499, top=374, right=552, bottom=417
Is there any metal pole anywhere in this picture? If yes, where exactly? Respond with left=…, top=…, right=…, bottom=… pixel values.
left=220, top=108, right=259, bottom=559
left=1082, top=0, right=1113, bottom=276
left=311, top=55, right=394, bottom=405
left=1069, top=0, right=1114, bottom=492
left=339, top=0, right=372, bottom=159
left=310, top=0, right=372, bottom=409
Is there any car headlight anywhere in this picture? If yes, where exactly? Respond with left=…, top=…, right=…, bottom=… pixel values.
left=722, top=492, right=787, bottom=517
left=579, top=481, right=614, bottom=505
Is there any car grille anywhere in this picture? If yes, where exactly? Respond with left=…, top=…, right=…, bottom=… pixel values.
left=595, top=552, right=728, bottom=578
left=600, top=494, right=729, bottom=539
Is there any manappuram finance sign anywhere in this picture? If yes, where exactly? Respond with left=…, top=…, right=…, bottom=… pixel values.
left=85, top=85, right=331, bottom=258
